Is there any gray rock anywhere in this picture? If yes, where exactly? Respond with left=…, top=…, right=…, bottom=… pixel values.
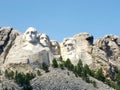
left=31, top=68, right=114, bottom=90
left=0, top=27, right=20, bottom=64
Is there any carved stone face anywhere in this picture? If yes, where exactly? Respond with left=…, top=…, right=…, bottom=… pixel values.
left=24, top=27, right=37, bottom=43
left=63, top=38, right=75, bottom=52
left=39, top=34, right=50, bottom=47
left=51, top=40, right=60, bottom=55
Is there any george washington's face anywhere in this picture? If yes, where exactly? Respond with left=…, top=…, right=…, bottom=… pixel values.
left=39, top=34, right=50, bottom=47
left=24, top=27, right=37, bottom=43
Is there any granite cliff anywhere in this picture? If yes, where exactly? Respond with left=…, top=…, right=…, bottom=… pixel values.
left=0, top=26, right=120, bottom=90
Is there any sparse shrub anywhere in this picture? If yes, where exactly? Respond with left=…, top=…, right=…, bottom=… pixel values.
left=42, top=63, right=49, bottom=73
left=92, top=81, right=97, bottom=88
left=59, top=63, right=64, bottom=70
left=37, top=70, right=41, bottom=76
left=67, top=72, right=70, bottom=76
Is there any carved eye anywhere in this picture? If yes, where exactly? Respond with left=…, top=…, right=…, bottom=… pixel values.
left=31, top=31, right=36, bottom=34
left=41, top=37, right=44, bottom=39
left=26, top=32, right=29, bottom=34
left=64, top=44, right=67, bottom=47
left=68, top=43, right=73, bottom=46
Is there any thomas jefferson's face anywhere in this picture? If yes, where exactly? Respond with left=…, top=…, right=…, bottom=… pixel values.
left=39, top=34, right=50, bottom=47
left=24, top=27, right=37, bottom=43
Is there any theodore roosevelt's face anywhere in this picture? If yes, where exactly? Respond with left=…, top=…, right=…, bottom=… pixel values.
left=64, top=39, right=75, bottom=52
left=39, top=34, right=50, bottom=47
left=24, top=27, right=37, bottom=43
left=51, top=40, right=60, bottom=55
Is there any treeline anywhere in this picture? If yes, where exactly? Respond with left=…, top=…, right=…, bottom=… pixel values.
left=3, top=62, right=50, bottom=90
left=52, top=57, right=97, bottom=87
left=4, top=56, right=120, bottom=90
left=52, top=56, right=120, bottom=90
left=4, top=70, right=35, bottom=90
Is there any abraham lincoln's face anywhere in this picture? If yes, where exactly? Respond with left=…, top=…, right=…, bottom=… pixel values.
left=63, top=38, right=75, bottom=52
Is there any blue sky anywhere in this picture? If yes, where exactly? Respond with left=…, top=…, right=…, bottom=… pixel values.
left=0, top=0, right=120, bottom=42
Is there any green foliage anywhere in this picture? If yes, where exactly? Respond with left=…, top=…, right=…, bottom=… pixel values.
left=115, top=70, right=120, bottom=84
left=42, top=63, right=49, bottom=73
left=37, top=70, right=41, bottom=76
left=52, top=58, right=58, bottom=68
left=95, top=68, right=105, bottom=82
left=89, top=69, right=95, bottom=77
left=82, top=65, right=88, bottom=78
left=5, top=70, right=8, bottom=78
left=14, top=72, right=35, bottom=90
left=73, top=66, right=78, bottom=77
left=73, top=59, right=83, bottom=77
left=5, top=70, right=14, bottom=80
left=77, top=59, right=83, bottom=69
left=59, top=56, right=63, bottom=61
left=83, top=64, right=91, bottom=75
left=64, top=58, right=74, bottom=71
left=4, top=70, right=35, bottom=90
left=92, top=81, right=97, bottom=88
left=59, top=63, right=64, bottom=70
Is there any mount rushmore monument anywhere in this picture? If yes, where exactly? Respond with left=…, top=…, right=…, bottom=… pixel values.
left=0, top=26, right=120, bottom=76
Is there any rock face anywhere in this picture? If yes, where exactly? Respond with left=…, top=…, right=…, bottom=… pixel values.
left=60, top=33, right=93, bottom=65
left=4, top=27, right=51, bottom=70
left=0, top=27, right=20, bottom=64
left=60, top=32, right=120, bottom=79
left=94, top=35, right=120, bottom=68
left=0, top=26, right=120, bottom=90
left=0, top=26, right=120, bottom=81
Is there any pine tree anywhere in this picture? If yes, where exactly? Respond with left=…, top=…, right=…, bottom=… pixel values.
left=37, top=70, right=41, bottom=76
left=59, top=56, right=63, bottom=61
left=76, top=59, right=83, bottom=77
left=59, top=63, right=64, bottom=70
left=52, top=58, right=58, bottom=68
left=95, top=68, right=105, bottom=82
left=65, top=58, right=74, bottom=71
left=5, top=69, right=8, bottom=79
left=42, top=63, right=49, bottom=73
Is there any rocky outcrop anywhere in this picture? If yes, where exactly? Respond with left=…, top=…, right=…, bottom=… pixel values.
left=0, top=26, right=120, bottom=90
left=3, top=27, right=51, bottom=70
left=94, top=35, right=120, bottom=68
left=0, top=68, right=114, bottom=90
left=31, top=68, right=114, bottom=90
left=60, top=33, right=94, bottom=65
left=0, top=26, right=120, bottom=81
left=0, top=27, right=20, bottom=64
left=60, top=33, right=120, bottom=79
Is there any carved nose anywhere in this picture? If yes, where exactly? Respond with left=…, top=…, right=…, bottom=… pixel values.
left=44, top=39, right=47, bottom=42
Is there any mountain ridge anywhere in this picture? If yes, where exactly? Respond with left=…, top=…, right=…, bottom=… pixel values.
left=0, top=26, right=120, bottom=90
